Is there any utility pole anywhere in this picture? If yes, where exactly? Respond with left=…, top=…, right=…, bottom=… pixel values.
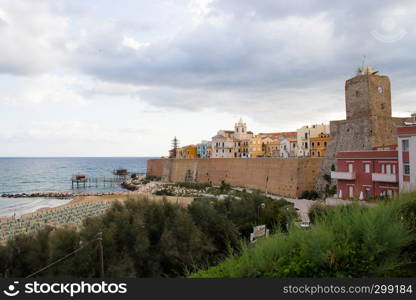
left=97, top=232, right=104, bottom=278
left=170, top=136, right=179, bottom=158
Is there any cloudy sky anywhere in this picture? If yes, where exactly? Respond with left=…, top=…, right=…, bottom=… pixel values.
left=1, top=0, right=415, bottom=157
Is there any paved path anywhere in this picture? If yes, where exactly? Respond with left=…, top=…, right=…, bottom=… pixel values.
left=231, top=187, right=316, bottom=222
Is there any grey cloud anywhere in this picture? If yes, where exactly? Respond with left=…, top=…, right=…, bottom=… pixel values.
left=2, top=0, right=416, bottom=127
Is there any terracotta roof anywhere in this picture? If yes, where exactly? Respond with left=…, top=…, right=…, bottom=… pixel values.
left=397, top=125, right=416, bottom=135
left=259, top=131, right=296, bottom=136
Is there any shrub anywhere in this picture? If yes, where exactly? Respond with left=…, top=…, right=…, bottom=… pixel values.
left=174, top=182, right=212, bottom=190
left=145, top=175, right=161, bottom=181
left=192, top=198, right=415, bottom=278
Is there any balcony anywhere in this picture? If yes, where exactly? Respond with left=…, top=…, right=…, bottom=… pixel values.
left=372, top=173, right=398, bottom=183
left=331, top=171, right=356, bottom=180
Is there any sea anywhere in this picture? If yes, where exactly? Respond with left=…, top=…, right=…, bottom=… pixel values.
left=0, top=157, right=154, bottom=217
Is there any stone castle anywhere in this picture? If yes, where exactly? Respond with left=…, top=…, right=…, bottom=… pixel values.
left=316, top=66, right=410, bottom=190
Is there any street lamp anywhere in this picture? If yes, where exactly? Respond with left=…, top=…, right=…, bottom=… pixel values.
left=257, top=202, right=266, bottom=224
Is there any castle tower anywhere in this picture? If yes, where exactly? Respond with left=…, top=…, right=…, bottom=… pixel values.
left=345, top=66, right=392, bottom=120
left=315, top=67, right=407, bottom=192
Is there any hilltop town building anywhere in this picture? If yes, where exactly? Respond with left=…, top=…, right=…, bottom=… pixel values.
left=280, top=138, right=297, bottom=158
left=212, top=130, right=235, bottom=158
left=267, top=139, right=281, bottom=157
left=196, top=141, right=211, bottom=158
left=211, top=119, right=253, bottom=158
left=296, top=124, right=330, bottom=157
left=177, top=145, right=198, bottom=159
left=248, top=135, right=264, bottom=158
left=310, top=133, right=330, bottom=157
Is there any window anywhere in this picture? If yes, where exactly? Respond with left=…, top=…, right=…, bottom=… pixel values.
left=324, top=141, right=327, bottom=147
left=402, top=139, right=409, bottom=151
left=392, top=164, right=396, bottom=174
left=364, top=163, right=370, bottom=173
left=304, top=133, right=308, bottom=139
left=311, top=142, right=315, bottom=147
left=404, top=163, right=410, bottom=175
left=386, top=164, right=391, bottom=174
left=317, top=151, right=320, bottom=157
left=305, top=142, right=308, bottom=149
left=317, top=142, right=320, bottom=146
left=348, top=163, right=353, bottom=172
left=312, top=152, right=315, bottom=156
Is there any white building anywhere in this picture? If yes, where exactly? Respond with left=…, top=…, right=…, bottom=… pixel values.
left=211, top=130, right=235, bottom=158
left=211, top=119, right=253, bottom=158
left=296, top=123, right=329, bottom=157
left=280, top=138, right=297, bottom=158
left=398, top=120, right=416, bottom=192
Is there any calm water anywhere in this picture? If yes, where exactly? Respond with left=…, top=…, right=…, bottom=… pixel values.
left=0, top=157, right=153, bottom=217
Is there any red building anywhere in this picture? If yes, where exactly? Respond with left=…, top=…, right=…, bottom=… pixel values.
left=331, top=150, right=399, bottom=200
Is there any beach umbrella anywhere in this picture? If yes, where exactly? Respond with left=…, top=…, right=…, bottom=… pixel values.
left=339, top=189, right=342, bottom=199
left=359, top=191, right=364, bottom=200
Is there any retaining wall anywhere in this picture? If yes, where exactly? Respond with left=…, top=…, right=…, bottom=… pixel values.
left=147, top=158, right=323, bottom=198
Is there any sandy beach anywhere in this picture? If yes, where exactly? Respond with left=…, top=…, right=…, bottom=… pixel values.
left=0, top=191, right=194, bottom=241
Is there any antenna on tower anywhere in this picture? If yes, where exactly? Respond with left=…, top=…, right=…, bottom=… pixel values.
left=357, top=55, right=367, bottom=75
left=361, top=55, right=366, bottom=70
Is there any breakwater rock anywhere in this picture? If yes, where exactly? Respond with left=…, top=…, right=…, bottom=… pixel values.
left=0, top=191, right=134, bottom=198
left=122, top=179, right=161, bottom=193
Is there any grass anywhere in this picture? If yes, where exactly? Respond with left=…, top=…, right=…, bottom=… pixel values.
left=190, top=193, right=416, bottom=278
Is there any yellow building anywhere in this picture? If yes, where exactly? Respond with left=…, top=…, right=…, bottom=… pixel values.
left=249, top=135, right=264, bottom=157
left=310, top=133, right=330, bottom=157
left=177, top=145, right=198, bottom=159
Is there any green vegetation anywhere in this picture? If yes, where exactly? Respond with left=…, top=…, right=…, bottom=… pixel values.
left=174, top=182, right=212, bottom=190
left=4, top=191, right=415, bottom=278
left=145, top=175, right=161, bottom=181
left=191, top=194, right=416, bottom=277
left=0, top=192, right=295, bottom=278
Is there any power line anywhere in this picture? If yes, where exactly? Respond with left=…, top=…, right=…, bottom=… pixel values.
left=25, top=233, right=102, bottom=278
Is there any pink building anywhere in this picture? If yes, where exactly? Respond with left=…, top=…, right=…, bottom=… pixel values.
left=331, top=150, right=399, bottom=200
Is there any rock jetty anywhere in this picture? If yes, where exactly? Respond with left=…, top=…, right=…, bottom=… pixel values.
left=121, top=179, right=161, bottom=193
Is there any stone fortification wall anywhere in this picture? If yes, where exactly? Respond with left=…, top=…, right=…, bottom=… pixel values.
left=147, top=158, right=323, bottom=198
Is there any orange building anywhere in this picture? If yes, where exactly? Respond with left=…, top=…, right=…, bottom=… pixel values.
left=249, top=136, right=264, bottom=157
left=310, top=133, right=330, bottom=157
left=177, top=145, right=198, bottom=159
